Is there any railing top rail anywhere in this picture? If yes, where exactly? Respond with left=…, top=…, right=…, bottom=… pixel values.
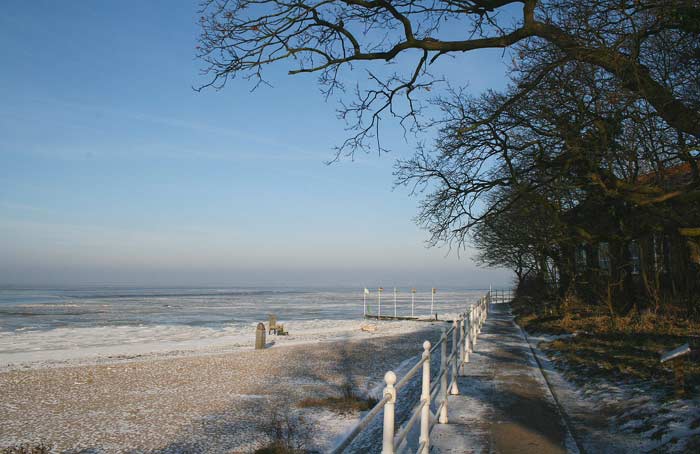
left=395, top=355, right=428, bottom=392
left=429, top=333, right=446, bottom=355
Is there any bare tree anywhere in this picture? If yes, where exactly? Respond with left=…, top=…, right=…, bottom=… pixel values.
left=472, top=189, right=563, bottom=285
left=197, top=0, right=700, bottom=155
left=395, top=49, right=698, bottom=243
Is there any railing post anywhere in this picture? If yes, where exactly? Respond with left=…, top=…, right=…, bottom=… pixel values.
left=478, top=304, right=481, bottom=332
left=477, top=302, right=481, bottom=333
left=477, top=300, right=481, bottom=333
left=483, top=296, right=487, bottom=323
left=469, top=307, right=474, bottom=350
left=463, top=312, right=470, bottom=367
left=439, top=329, right=448, bottom=424
left=481, top=298, right=485, bottom=328
left=419, top=341, right=431, bottom=453
left=479, top=299, right=484, bottom=331
left=382, top=371, right=397, bottom=454
left=451, top=318, right=460, bottom=394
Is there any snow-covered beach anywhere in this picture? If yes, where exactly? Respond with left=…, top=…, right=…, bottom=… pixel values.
left=1, top=321, right=445, bottom=453
left=0, top=287, right=478, bottom=452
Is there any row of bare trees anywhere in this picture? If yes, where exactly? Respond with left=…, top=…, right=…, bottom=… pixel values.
left=197, top=1, right=700, bottom=314
left=397, top=51, right=699, bottom=314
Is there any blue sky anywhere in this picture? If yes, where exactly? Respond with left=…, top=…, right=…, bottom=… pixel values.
left=0, top=1, right=513, bottom=287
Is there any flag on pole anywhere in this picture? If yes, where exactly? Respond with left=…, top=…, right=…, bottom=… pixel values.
left=364, top=288, right=370, bottom=295
left=432, top=287, right=437, bottom=294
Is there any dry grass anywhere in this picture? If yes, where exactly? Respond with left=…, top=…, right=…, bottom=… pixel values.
left=297, top=383, right=378, bottom=414
left=0, top=444, right=51, bottom=454
left=253, top=402, right=317, bottom=454
left=544, top=334, right=700, bottom=396
left=513, top=296, right=700, bottom=399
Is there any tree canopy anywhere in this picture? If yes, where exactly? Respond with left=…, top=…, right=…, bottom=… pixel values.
left=198, top=0, right=700, bottom=152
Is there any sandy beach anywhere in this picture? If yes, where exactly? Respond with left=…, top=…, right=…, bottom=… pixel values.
left=0, top=322, right=444, bottom=453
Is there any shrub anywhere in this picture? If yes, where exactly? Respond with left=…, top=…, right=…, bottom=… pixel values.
left=297, top=383, right=378, bottom=414
left=0, top=444, right=51, bottom=454
left=254, top=402, right=315, bottom=454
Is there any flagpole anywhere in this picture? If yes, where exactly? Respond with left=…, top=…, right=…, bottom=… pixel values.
left=431, top=288, right=435, bottom=316
left=393, top=287, right=397, bottom=317
left=378, top=287, right=383, bottom=319
left=363, top=289, right=366, bottom=316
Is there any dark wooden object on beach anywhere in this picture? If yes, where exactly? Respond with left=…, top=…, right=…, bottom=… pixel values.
left=267, top=314, right=289, bottom=335
left=255, top=322, right=266, bottom=350
left=268, top=314, right=280, bottom=334
left=363, top=314, right=442, bottom=322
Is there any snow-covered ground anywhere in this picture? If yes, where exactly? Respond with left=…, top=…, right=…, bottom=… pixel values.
left=0, top=317, right=449, bottom=370
left=525, top=333, right=700, bottom=453
left=0, top=288, right=479, bottom=452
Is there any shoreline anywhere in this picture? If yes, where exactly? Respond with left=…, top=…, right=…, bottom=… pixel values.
left=0, top=317, right=454, bottom=373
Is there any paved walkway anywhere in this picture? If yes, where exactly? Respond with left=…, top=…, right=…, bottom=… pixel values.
left=431, top=303, right=573, bottom=453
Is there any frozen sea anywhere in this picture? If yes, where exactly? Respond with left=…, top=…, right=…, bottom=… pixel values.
left=0, top=286, right=487, bottom=367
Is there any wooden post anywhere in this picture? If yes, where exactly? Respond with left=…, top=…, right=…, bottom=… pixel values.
left=673, top=357, right=687, bottom=397
left=382, top=371, right=397, bottom=454
left=255, top=322, right=266, bottom=350
left=661, top=344, right=691, bottom=398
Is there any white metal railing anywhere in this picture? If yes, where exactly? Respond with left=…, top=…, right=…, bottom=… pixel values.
left=362, top=288, right=488, bottom=319
left=490, top=288, right=513, bottom=304
left=332, top=291, right=492, bottom=453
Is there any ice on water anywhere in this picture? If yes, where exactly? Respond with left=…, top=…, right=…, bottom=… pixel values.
left=0, top=287, right=485, bottom=367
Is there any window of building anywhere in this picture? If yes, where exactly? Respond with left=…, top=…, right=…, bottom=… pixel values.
left=598, top=242, right=611, bottom=273
left=576, top=244, right=588, bottom=272
left=664, top=235, right=672, bottom=272
left=652, top=234, right=671, bottom=273
left=629, top=241, right=641, bottom=275
left=653, top=234, right=665, bottom=273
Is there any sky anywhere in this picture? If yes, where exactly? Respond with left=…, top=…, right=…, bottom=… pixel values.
left=0, top=1, right=514, bottom=288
